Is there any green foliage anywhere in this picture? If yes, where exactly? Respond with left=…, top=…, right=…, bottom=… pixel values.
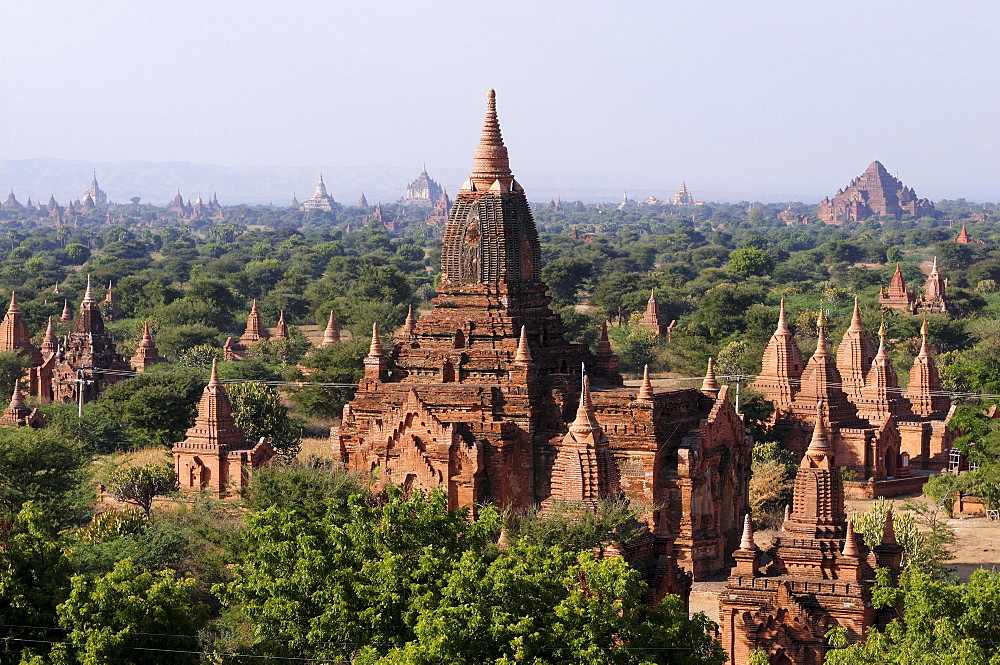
left=49, top=558, right=208, bottom=665
left=850, top=498, right=955, bottom=577
left=0, top=428, right=91, bottom=525
left=0, top=350, right=26, bottom=397
left=505, top=498, right=650, bottom=551
left=749, top=441, right=797, bottom=527
left=97, top=366, right=206, bottom=446
left=825, top=568, right=1000, bottom=664
left=219, top=486, right=722, bottom=664
left=105, top=463, right=177, bottom=516
left=226, top=382, right=302, bottom=460
left=242, top=460, right=371, bottom=519
left=289, top=337, right=367, bottom=418
left=609, top=324, right=657, bottom=374
left=728, top=246, right=775, bottom=277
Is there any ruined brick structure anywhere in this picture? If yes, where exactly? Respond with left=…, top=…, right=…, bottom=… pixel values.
left=719, top=416, right=902, bottom=665
left=0, top=383, right=43, bottom=428
left=173, top=361, right=274, bottom=494
left=334, top=91, right=751, bottom=594
left=818, top=160, right=935, bottom=223
left=28, top=277, right=131, bottom=404
left=751, top=302, right=953, bottom=482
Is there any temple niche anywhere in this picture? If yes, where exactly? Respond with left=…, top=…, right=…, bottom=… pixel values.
left=334, top=91, right=752, bottom=599
left=750, top=300, right=953, bottom=489
left=817, top=160, right=935, bottom=224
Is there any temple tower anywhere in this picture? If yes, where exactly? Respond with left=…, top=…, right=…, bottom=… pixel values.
left=40, top=317, right=57, bottom=359
left=638, top=290, right=670, bottom=336
left=102, top=281, right=123, bottom=322
left=274, top=311, right=289, bottom=340
left=750, top=300, right=803, bottom=412
left=905, top=319, right=949, bottom=418
left=0, top=292, right=41, bottom=365
left=836, top=298, right=876, bottom=405
left=130, top=321, right=166, bottom=373
left=791, top=310, right=858, bottom=425
left=300, top=175, right=337, bottom=212
left=322, top=311, right=341, bottom=346
left=878, top=264, right=915, bottom=311
left=856, top=321, right=912, bottom=425
left=544, top=375, right=621, bottom=510
left=173, top=361, right=275, bottom=494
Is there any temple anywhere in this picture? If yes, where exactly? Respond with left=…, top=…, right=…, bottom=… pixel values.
left=300, top=175, right=337, bottom=212
left=28, top=277, right=131, bottom=403
left=673, top=180, right=694, bottom=205
left=750, top=303, right=953, bottom=485
left=173, top=361, right=275, bottom=494
left=401, top=165, right=444, bottom=208
left=83, top=173, right=108, bottom=206
left=718, top=414, right=901, bottom=664
left=223, top=300, right=269, bottom=360
left=130, top=321, right=166, bottom=372
left=818, top=161, right=935, bottom=223
left=878, top=259, right=954, bottom=315
left=637, top=290, right=671, bottom=336
left=333, top=91, right=752, bottom=597
left=0, top=292, right=42, bottom=365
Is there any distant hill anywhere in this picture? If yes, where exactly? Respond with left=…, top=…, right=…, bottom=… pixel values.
left=0, top=159, right=822, bottom=206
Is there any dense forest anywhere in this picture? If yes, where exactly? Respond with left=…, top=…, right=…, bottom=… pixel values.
left=1, top=197, right=1000, bottom=663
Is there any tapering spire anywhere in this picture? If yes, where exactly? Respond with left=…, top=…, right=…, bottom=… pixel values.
left=176, top=359, right=246, bottom=450
left=807, top=404, right=834, bottom=455
left=597, top=320, right=613, bottom=355
left=750, top=298, right=804, bottom=410
left=739, top=514, right=757, bottom=551
left=6, top=291, right=18, bottom=315
left=0, top=291, right=40, bottom=365
left=514, top=325, right=532, bottom=363
left=906, top=318, right=948, bottom=417
left=208, top=359, right=221, bottom=386
left=60, top=299, right=72, bottom=322
left=82, top=275, right=95, bottom=304
left=470, top=89, right=512, bottom=188
left=701, top=357, right=719, bottom=393
left=138, top=320, right=153, bottom=347
left=8, top=382, right=26, bottom=411
left=41, top=317, right=57, bottom=357
left=570, top=372, right=602, bottom=432
left=882, top=508, right=897, bottom=545
left=402, top=304, right=416, bottom=337
left=239, top=299, right=267, bottom=345
left=777, top=297, right=790, bottom=332
left=842, top=520, right=860, bottom=557
left=322, top=311, right=340, bottom=346
left=849, top=297, right=863, bottom=331
left=368, top=322, right=383, bottom=358
left=857, top=316, right=911, bottom=424
left=104, top=280, right=114, bottom=303
left=274, top=311, right=288, bottom=340
left=637, top=364, right=654, bottom=401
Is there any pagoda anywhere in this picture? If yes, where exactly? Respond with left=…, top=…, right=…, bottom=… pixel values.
left=28, top=276, right=130, bottom=403
left=300, top=175, right=337, bottom=212
left=818, top=160, right=935, bottom=223
left=672, top=180, right=694, bottom=205
left=878, top=264, right=915, bottom=311
left=0, top=292, right=42, bottom=365
left=956, top=224, right=972, bottom=244
left=223, top=300, right=269, bottom=360
left=915, top=257, right=953, bottom=315
left=130, top=321, right=166, bottom=373
left=637, top=290, right=670, bottom=336
left=835, top=298, right=876, bottom=404
left=83, top=172, right=107, bottom=206
left=401, top=165, right=444, bottom=208
left=335, top=91, right=751, bottom=590
left=719, top=414, right=901, bottom=665
left=173, top=361, right=274, bottom=494
left=750, top=299, right=803, bottom=413
left=321, top=311, right=341, bottom=346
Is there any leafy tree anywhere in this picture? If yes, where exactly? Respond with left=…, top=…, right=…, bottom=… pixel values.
left=504, top=498, right=648, bottom=550
left=242, top=460, right=371, bottom=519
left=0, top=350, right=26, bottom=398
left=728, top=246, right=775, bottom=277
left=0, top=428, right=91, bottom=525
left=97, top=367, right=206, bottom=446
left=289, top=337, right=368, bottom=418
left=48, top=558, right=208, bottom=665
left=850, top=498, right=955, bottom=577
left=749, top=442, right=797, bottom=527
left=105, top=463, right=177, bottom=516
left=825, top=568, right=1000, bottom=664
left=226, top=381, right=302, bottom=460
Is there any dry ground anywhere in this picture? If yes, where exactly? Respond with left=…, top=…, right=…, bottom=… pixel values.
left=690, top=491, right=1000, bottom=622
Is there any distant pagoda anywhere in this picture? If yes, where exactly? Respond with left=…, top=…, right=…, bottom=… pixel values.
left=818, top=161, right=935, bottom=223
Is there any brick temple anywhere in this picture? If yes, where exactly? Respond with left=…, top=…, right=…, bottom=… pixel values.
left=878, top=259, right=955, bottom=315
left=750, top=300, right=952, bottom=487
left=718, top=415, right=902, bottom=664
left=818, top=161, right=935, bottom=224
left=333, top=91, right=752, bottom=597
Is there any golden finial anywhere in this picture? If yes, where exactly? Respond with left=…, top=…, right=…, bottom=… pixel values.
left=920, top=317, right=929, bottom=339
left=816, top=307, right=828, bottom=329
left=878, top=315, right=887, bottom=340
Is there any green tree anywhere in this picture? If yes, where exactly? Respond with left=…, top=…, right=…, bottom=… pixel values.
left=728, top=246, right=775, bottom=277
left=850, top=498, right=955, bottom=577
left=226, top=381, right=302, bottom=460
left=106, top=464, right=177, bottom=516
left=49, top=559, right=208, bottom=665
left=97, top=367, right=206, bottom=446
left=0, top=428, right=90, bottom=525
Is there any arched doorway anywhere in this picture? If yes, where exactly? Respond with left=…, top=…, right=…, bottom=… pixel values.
left=884, top=448, right=897, bottom=478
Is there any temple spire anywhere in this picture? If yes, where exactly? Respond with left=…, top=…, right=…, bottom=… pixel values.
left=41, top=317, right=57, bottom=357
left=637, top=364, right=654, bottom=401
left=368, top=322, right=383, bottom=358
left=514, top=325, right=532, bottom=363
left=60, top=299, right=72, bottom=322
left=402, top=305, right=416, bottom=337
left=470, top=89, right=512, bottom=188
left=842, top=520, right=861, bottom=557
left=837, top=297, right=876, bottom=404
left=322, top=311, right=340, bottom=346
left=82, top=275, right=95, bottom=304
left=274, top=311, right=288, bottom=340
left=701, top=358, right=719, bottom=394
left=739, top=514, right=757, bottom=551
left=906, top=318, right=948, bottom=417
left=750, top=298, right=804, bottom=411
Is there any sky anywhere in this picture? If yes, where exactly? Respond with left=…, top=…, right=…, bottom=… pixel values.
left=2, top=0, right=999, bottom=202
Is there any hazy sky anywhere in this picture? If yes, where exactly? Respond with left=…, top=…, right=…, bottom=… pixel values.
left=3, top=0, right=999, bottom=201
